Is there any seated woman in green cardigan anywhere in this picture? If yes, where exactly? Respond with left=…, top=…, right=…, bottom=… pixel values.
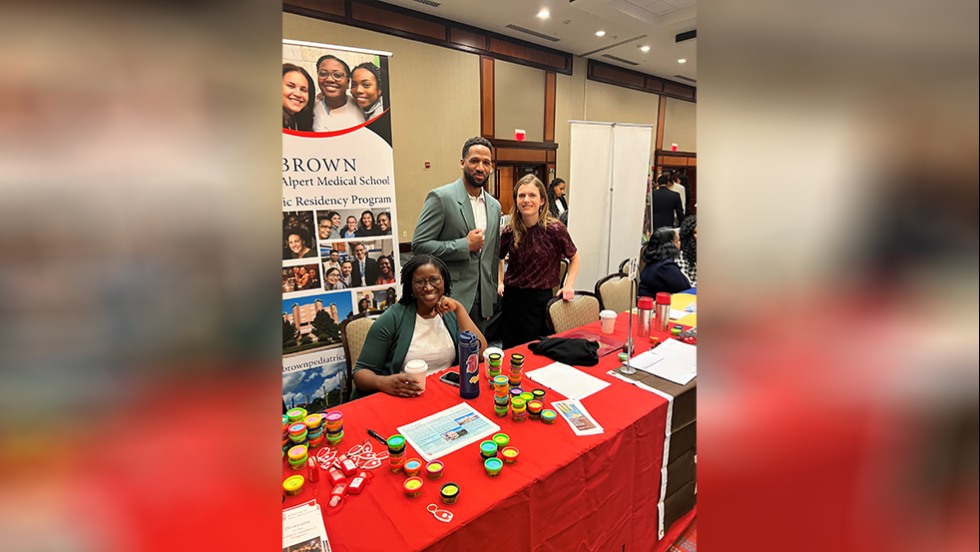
left=351, top=254, right=486, bottom=399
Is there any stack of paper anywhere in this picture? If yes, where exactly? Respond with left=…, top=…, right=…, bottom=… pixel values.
left=552, top=399, right=604, bottom=436
left=525, top=362, right=610, bottom=400
left=629, top=339, right=697, bottom=385
left=283, top=500, right=331, bottom=552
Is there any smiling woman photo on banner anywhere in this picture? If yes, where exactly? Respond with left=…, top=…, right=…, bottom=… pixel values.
left=312, top=54, right=365, bottom=132
left=284, top=226, right=315, bottom=260
left=282, top=63, right=314, bottom=131
left=351, top=62, right=385, bottom=121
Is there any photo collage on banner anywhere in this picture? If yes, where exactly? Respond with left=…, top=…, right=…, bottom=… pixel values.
left=282, top=39, right=399, bottom=409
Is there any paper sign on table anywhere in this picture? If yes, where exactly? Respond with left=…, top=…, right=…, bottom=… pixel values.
left=525, top=362, right=611, bottom=400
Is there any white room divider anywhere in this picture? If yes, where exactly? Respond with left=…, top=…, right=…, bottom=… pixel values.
left=567, top=121, right=653, bottom=291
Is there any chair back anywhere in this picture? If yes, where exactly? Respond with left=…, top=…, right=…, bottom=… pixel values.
left=341, top=311, right=381, bottom=398
left=546, top=292, right=601, bottom=334
left=595, top=272, right=633, bottom=313
left=552, top=258, right=570, bottom=296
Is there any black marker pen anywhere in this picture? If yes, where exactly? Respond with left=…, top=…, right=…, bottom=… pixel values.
left=366, top=428, right=388, bottom=446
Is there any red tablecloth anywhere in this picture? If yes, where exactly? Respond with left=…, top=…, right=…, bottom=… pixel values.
left=284, top=313, right=685, bottom=551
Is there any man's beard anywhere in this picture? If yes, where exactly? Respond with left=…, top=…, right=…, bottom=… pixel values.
left=463, top=170, right=487, bottom=189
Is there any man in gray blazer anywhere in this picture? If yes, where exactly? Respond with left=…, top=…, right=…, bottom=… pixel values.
left=412, top=136, right=501, bottom=334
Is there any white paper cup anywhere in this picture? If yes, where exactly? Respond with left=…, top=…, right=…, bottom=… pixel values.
left=599, top=310, right=617, bottom=334
left=404, top=359, right=428, bottom=392
left=483, top=347, right=504, bottom=362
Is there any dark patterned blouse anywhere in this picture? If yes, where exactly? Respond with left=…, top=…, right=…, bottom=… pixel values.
left=499, top=222, right=577, bottom=290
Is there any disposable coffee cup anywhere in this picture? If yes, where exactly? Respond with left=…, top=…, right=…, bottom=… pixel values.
left=404, top=359, right=428, bottom=392
left=599, top=310, right=617, bottom=334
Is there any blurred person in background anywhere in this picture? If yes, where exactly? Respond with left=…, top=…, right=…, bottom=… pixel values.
left=281, top=63, right=314, bottom=131
left=676, top=215, right=697, bottom=287
left=667, top=169, right=689, bottom=221
left=638, top=226, right=690, bottom=297
left=652, top=174, right=683, bottom=230
left=547, top=177, right=569, bottom=225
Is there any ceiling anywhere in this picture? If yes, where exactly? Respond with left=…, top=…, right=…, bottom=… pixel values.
left=376, top=0, right=697, bottom=86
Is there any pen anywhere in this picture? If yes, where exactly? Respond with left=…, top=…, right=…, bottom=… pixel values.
left=366, top=428, right=388, bottom=446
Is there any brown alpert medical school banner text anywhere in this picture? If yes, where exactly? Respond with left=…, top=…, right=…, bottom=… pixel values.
left=281, top=39, right=399, bottom=410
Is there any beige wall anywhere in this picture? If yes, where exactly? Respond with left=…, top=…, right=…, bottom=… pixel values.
left=284, top=14, right=694, bottom=240
left=284, top=14, right=481, bottom=242
left=554, top=56, right=588, bottom=199
left=663, top=97, right=697, bottom=153
left=494, top=60, right=545, bottom=142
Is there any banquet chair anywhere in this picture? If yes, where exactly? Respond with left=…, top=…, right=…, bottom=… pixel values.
left=552, top=258, right=570, bottom=296
left=341, top=310, right=382, bottom=399
left=546, top=292, right=600, bottom=334
left=595, top=272, right=633, bottom=313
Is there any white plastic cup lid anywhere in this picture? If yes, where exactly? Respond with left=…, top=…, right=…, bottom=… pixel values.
left=405, top=359, right=428, bottom=373
left=599, top=310, right=617, bottom=318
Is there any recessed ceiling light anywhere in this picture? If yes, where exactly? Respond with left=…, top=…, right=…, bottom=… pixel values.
left=640, top=45, right=651, bottom=52
left=677, top=58, right=687, bottom=64
left=537, top=8, right=550, bottom=19
left=595, top=30, right=606, bottom=37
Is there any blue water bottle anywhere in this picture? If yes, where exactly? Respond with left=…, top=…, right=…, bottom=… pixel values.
left=458, top=331, right=481, bottom=399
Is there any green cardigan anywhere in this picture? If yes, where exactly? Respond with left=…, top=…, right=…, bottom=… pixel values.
left=350, top=302, right=460, bottom=400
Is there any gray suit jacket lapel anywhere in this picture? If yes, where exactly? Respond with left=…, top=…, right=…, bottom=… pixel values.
left=454, top=178, right=476, bottom=232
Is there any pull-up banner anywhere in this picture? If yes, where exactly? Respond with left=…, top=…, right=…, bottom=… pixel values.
left=281, top=39, right=400, bottom=410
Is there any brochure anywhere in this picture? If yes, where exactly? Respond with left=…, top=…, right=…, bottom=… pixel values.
left=551, top=398, right=604, bottom=436
left=283, top=500, right=331, bottom=552
left=397, top=402, right=500, bottom=462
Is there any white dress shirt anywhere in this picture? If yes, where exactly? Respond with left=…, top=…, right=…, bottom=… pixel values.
left=469, top=192, right=487, bottom=234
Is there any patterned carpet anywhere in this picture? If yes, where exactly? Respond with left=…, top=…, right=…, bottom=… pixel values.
left=668, top=518, right=697, bottom=552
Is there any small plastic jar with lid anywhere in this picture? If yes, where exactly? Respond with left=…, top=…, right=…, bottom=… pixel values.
left=440, top=483, right=460, bottom=504
left=403, top=477, right=424, bottom=498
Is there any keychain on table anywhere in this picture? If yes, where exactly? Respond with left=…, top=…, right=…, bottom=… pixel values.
left=426, top=504, right=454, bottom=523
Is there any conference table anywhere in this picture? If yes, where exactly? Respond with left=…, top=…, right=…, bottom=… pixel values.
left=282, top=308, right=697, bottom=551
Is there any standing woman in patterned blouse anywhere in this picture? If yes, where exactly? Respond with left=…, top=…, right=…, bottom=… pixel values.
left=498, top=174, right=581, bottom=349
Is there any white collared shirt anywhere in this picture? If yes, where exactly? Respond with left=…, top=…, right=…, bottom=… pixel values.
left=468, top=191, right=487, bottom=233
